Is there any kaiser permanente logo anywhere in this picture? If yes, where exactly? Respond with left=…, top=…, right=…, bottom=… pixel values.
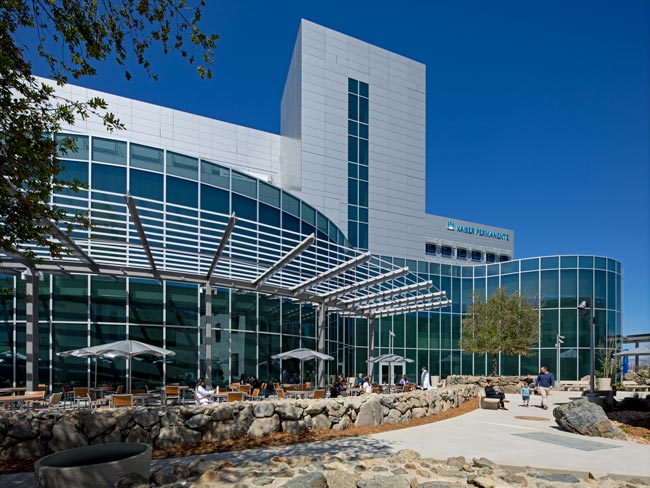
left=446, top=221, right=509, bottom=241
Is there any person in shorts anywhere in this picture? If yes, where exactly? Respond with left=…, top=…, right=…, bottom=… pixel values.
left=521, top=383, right=531, bottom=407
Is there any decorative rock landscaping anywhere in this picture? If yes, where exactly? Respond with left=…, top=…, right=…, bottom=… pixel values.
left=118, top=450, right=649, bottom=487
left=446, top=375, right=525, bottom=394
left=0, top=385, right=477, bottom=465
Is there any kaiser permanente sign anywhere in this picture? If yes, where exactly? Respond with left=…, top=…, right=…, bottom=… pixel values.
left=447, top=221, right=509, bottom=241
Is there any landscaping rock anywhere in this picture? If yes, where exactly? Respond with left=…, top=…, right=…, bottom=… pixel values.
left=554, top=399, right=625, bottom=439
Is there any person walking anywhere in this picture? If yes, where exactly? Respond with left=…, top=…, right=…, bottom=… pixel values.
left=421, top=366, right=431, bottom=390
left=535, top=366, right=555, bottom=410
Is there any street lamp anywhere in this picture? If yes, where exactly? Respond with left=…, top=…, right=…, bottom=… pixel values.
left=555, top=334, right=565, bottom=389
left=578, top=299, right=596, bottom=396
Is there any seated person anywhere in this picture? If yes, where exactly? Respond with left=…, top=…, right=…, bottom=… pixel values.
left=363, top=377, right=372, bottom=394
left=398, top=374, right=410, bottom=385
left=336, top=374, right=347, bottom=391
left=249, top=375, right=261, bottom=390
left=485, top=379, right=509, bottom=409
left=195, top=377, right=216, bottom=404
left=356, top=373, right=365, bottom=387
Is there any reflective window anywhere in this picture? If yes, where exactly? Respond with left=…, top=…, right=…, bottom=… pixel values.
left=92, top=163, right=126, bottom=193
left=129, top=279, right=164, bottom=324
left=130, top=143, right=163, bottom=172
left=166, top=176, right=197, bottom=208
left=441, top=246, right=452, bottom=257
left=348, top=94, right=358, bottom=120
left=91, top=276, right=127, bottom=323
left=166, top=282, right=198, bottom=327
left=130, top=169, right=163, bottom=201
left=167, top=152, right=198, bottom=180
left=456, top=248, right=467, bottom=259
left=201, top=161, right=229, bottom=189
left=259, top=181, right=280, bottom=207
left=486, top=253, right=496, bottom=263
left=232, top=194, right=257, bottom=221
left=56, top=133, right=89, bottom=159
left=560, top=256, right=577, bottom=268
left=282, top=191, right=301, bottom=217
left=52, top=275, right=88, bottom=321
left=348, top=78, right=358, bottom=94
left=471, top=250, right=482, bottom=262
left=359, top=97, right=369, bottom=124
left=232, top=171, right=257, bottom=198
left=92, top=137, right=127, bottom=165
left=301, top=203, right=316, bottom=226
left=359, top=81, right=369, bottom=98
left=200, top=185, right=229, bottom=213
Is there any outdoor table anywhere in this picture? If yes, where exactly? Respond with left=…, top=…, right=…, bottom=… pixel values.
left=132, top=393, right=155, bottom=406
left=0, top=393, right=43, bottom=411
left=91, top=387, right=114, bottom=398
left=284, top=390, right=314, bottom=399
left=0, top=387, right=27, bottom=396
left=344, top=387, right=364, bottom=396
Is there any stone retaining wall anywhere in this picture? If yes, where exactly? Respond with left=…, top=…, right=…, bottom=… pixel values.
left=0, top=385, right=477, bottom=464
left=446, top=375, right=525, bottom=393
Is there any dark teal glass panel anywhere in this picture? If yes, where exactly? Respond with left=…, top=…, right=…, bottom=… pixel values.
left=166, top=176, right=197, bottom=208
left=259, top=203, right=280, bottom=228
left=358, top=181, right=368, bottom=207
left=92, top=138, right=127, bottom=165
left=56, top=134, right=89, bottom=159
left=282, top=300, right=300, bottom=336
left=348, top=179, right=358, bottom=205
left=231, top=291, right=257, bottom=332
left=200, top=161, right=229, bottom=189
left=128, top=279, right=163, bottom=324
left=165, top=326, right=198, bottom=385
left=348, top=120, right=358, bottom=136
left=130, top=143, right=163, bottom=172
left=579, top=256, right=593, bottom=268
left=521, top=353, right=539, bottom=375
left=501, top=261, right=518, bottom=274
left=301, top=204, right=316, bottom=226
left=359, top=97, right=369, bottom=123
left=541, top=257, right=559, bottom=269
left=167, top=152, right=198, bottom=180
left=166, top=283, right=198, bottom=327
left=358, top=165, right=368, bottom=181
left=474, top=266, right=486, bottom=277
left=359, top=81, right=369, bottom=97
left=282, top=191, right=300, bottom=217
left=60, top=160, right=89, bottom=185
left=92, top=164, right=126, bottom=193
left=487, top=276, right=499, bottom=298
left=130, top=169, right=163, bottom=201
left=200, top=184, right=229, bottom=213
left=348, top=78, right=358, bottom=94
left=348, top=136, right=358, bottom=162
left=501, top=354, right=519, bottom=376
left=520, top=272, right=538, bottom=304
left=540, top=270, right=559, bottom=308
left=521, top=258, right=539, bottom=271
left=501, top=274, right=518, bottom=295
left=348, top=163, right=358, bottom=178
left=607, top=272, right=616, bottom=310
left=595, top=257, right=607, bottom=270
left=259, top=181, right=280, bottom=207
left=560, top=256, right=577, bottom=268
left=578, top=269, right=593, bottom=304
left=53, top=323, right=88, bottom=386
left=594, top=271, right=606, bottom=308
left=91, top=276, right=126, bottom=323
left=348, top=94, right=358, bottom=120
left=232, top=194, right=257, bottom=220
left=128, top=325, right=164, bottom=387
left=487, top=264, right=499, bottom=276
left=559, top=351, right=577, bottom=381
left=232, top=171, right=257, bottom=198
left=358, top=139, right=368, bottom=165
left=359, top=207, right=368, bottom=222
left=560, top=269, right=578, bottom=308
left=282, top=212, right=300, bottom=233
left=560, top=309, right=577, bottom=347
left=607, top=259, right=616, bottom=272
left=52, top=275, right=88, bottom=321
left=359, top=123, right=368, bottom=139
left=259, top=296, right=280, bottom=334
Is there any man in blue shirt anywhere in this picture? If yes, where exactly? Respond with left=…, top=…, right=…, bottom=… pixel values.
left=535, top=366, right=555, bottom=410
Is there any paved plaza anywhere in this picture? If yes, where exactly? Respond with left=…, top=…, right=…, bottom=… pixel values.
left=2, top=391, right=649, bottom=486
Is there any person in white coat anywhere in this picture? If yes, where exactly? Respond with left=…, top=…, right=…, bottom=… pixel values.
left=195, top=378, right=217, bottom=404
left=421, top=367, right=431, bottom=390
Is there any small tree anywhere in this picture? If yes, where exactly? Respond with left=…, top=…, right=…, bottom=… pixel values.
left=461, top=288, right=538, bottom=376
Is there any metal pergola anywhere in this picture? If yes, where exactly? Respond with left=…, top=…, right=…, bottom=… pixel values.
left=1, top=189, right=452, bottom=388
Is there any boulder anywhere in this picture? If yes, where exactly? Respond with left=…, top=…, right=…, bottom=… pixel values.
left=275, top=402, right=302, bottom=420
left=125, top=425, right=152, bottom=445
left=355, top=396, right=383, bottom=427
left=254, top=402, right=275, bottom=418
left=280, top=472, right=327, bottom=488
left=82, top=412, right=117, bottom=439
left=0, top=438, right=43, bottom=462
left=155, top=426, right=201, bottom=449
left=133, top=410, right=159, bottom=429
left=247, top=414, right=280, bottom=437
left=311, top=413, right=331, bottom=430
left=49, top=419, right=88, bottom=452
left=185, top=413, right=211, bottom=430
left=553, top=399, right=625, bottom=439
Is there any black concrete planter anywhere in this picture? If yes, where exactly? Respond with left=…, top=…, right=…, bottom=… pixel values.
left=34, top=442, right=151, bottom=488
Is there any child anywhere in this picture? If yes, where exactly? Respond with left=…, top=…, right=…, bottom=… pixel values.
left=521, top=383, right=531, bottom=407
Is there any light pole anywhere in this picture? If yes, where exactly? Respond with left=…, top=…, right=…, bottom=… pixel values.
left=555, top=334, right=565, bottom=389
left=578, top=299, right=596, bottom=396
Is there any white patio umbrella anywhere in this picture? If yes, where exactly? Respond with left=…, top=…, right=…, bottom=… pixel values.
left=272, top=348, right=334, bottom=385
left=59, top=340, right=175, bottom=392
left=614, top=344, right=650, bottom=357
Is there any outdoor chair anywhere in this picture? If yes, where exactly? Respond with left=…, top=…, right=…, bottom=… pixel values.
left=164, top=386, right=180, bottom=405
left=313, top=389, right=325, bottom=399
left=227, top=391, right=243, bottom=402
left=260, top=383, right=267, bottom=396
left=245, top=389, right=260, bottom=400
left=304, top=382, right=311, bottom=390
left=111, top=394, right=133, bottom=408
left=238, top=384, right=251, bottom=394
left=24, top=391, right=46, bottom=409
left=86, top=391, right=109, bottom=411
left=276, top=388, right=285, bottom=399
left=62, top=385, right=74, bottom=407
left=43, top=392, right=64, bottom=410
left=73, top=387, right=89, bottom=408
left=115, top=385, right=124, bottom=394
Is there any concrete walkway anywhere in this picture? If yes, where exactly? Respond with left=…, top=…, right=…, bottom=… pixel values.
left=3, top=391, right=649, bottom=486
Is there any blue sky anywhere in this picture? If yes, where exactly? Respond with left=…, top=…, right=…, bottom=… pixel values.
left=28, top=1, right=649, bottom=335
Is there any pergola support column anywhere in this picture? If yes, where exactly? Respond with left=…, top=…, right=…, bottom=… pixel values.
left=204, top=283, right=213, bottom=388
left=368, top=317, right=375, bottom=381
left=317, top=305, right=327, bottom=387
left=25, top=270, right=39, bottom=391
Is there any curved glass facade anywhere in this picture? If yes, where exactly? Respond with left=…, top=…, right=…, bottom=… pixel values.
left=0, top=136, right=622, bottom=389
